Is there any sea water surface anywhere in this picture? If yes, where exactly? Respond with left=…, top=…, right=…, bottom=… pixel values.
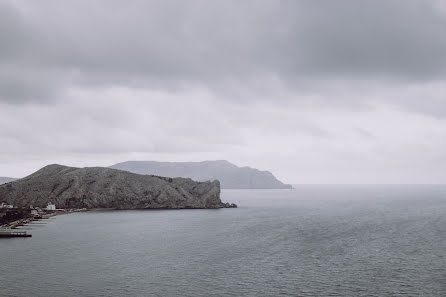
left=1, top=185, right=445, bottom=297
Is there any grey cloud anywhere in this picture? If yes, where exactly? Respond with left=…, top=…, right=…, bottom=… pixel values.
left=285, top=1, right=446, bottom=80
left=2, top=0, right=446, bottom=105
left=0, top=2, right=29, bottom=58
left=2, top=0, right=446, bottom=183
left=44, top=0, right=446, bottom=80
left=1, top=87, right=446, bottom=183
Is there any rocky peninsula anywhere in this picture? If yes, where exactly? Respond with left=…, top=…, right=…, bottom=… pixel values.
left=111, top=160, right=292, bottom=189
left=0, top=164, right=236, bottom=210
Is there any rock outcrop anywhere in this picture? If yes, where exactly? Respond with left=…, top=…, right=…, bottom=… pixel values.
left=110, top=160, right=292, bottom=189
left=0, top=164, right=236, bottom=209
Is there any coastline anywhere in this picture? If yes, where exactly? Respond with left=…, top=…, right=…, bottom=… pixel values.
left=0, top=209, right=87, bottom=229
left=0, top=204, right=236, bottom=230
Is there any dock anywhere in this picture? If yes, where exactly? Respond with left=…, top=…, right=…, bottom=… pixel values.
left=0, top=229, right=32, bottom=238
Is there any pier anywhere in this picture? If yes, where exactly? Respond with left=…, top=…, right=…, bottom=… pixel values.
left=0, top=229, right=32, bottom=238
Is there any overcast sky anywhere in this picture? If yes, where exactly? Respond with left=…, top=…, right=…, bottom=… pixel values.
left=1, top=0, right=446, bottom=183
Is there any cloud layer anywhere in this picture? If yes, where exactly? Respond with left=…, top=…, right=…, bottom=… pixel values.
left=1, top=0, right=446, bottom=183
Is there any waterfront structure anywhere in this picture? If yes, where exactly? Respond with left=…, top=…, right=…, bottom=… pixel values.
left=46, top=202, right=56, bottom=211
left=0, top=229, right=32, bottom=237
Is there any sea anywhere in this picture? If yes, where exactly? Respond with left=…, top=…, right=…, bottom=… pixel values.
left=1, top=185, right=445, bottom=297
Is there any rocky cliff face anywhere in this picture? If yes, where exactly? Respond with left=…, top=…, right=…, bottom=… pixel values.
left=110, top=160, right=292, bottom=189
left=0, top=165, right=236, bottom=209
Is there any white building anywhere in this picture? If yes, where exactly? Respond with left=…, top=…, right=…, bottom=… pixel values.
left=46, top=202, right=56, bottom=211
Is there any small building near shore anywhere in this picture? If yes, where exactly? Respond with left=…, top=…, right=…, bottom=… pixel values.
left=46, top=202, right=56, bottom=211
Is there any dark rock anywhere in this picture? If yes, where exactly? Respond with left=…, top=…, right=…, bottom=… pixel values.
left=223, top=202, right=237, bottom=208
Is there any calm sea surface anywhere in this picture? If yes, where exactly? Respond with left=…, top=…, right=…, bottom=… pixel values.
left=1, top=185, right=445, bottom=297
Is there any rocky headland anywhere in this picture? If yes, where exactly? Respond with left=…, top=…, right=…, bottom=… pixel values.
left=0, top=164, right=236, bottom=210
left=111, top=160, right=292, bottom=189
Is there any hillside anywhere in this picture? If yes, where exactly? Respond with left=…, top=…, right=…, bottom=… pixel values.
left=110, top=160, right=292, bottom=189
left=0, top=164, right=236, bottom=209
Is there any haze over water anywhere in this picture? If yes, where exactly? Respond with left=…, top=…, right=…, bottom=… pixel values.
left=1, top=185, right=445, bottom=297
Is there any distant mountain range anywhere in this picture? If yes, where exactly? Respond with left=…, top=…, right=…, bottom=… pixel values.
left=0, top=164, right=235, bottom=209
left=0, top=177, right=17, bottom=185
left=110, top=160, right=292, bottom=189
